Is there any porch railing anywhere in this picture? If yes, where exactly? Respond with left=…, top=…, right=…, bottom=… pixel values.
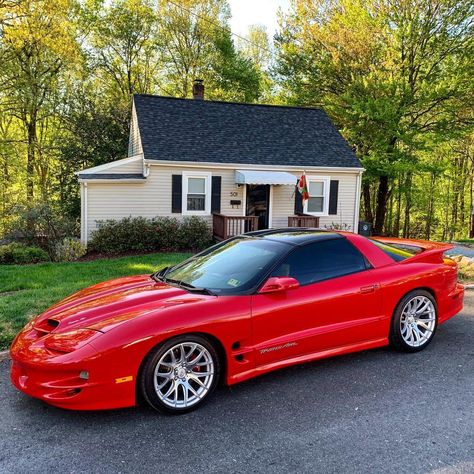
left=288, top=215, right=320, bottom=228
left=213, top=214, right=259, bottom=240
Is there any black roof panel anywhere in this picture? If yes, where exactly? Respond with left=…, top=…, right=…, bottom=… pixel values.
left=133, top=95, right=362, bottom=169
left=243, top=228, right=343, bottom=245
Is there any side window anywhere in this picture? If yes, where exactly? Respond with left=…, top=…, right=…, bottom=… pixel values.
left=272, top=238, right=368, bottom=285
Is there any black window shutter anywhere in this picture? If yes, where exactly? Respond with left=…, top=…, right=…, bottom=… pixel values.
left=211, top=176, right=221, bottom=214
left=329, top=180, right=339, bottom=215
left=171, top=175, right=182, bottom=213
left=294, top=182, right=303, bottom=215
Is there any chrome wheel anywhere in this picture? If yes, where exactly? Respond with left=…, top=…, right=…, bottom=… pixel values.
left=153, top=342, right=215, bottom=409
left=400, top=295, right=436, bottom=348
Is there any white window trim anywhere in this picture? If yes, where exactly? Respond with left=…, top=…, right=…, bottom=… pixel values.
left=182, top=171, right=212, bottom=216
left=303, top=175, right=331, bottom=217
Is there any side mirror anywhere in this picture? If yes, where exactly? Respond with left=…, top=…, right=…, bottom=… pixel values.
left=258, top=276, right=300, bottom=294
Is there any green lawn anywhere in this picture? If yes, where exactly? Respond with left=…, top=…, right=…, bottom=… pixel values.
left=0, top=252, right=190, bottom=350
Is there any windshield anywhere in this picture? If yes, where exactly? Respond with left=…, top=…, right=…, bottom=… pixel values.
left=163, top=237, right=289, bottom=294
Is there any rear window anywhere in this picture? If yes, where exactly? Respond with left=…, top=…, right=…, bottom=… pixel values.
left=370, top=240, right=422, bottom=262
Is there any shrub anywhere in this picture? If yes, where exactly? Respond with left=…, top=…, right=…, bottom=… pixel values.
left=0, top=243, right=50, bottom=265
left=6, top=203, right=79, bottom=257
left=178, top=216, right=214, bottom=250
left=89, top=216, right=213, bottom=254
left=52, top=237, right=87, bottom=262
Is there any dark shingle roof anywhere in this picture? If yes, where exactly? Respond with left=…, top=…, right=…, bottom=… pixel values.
left=133, top=95, right=362, bottom=169
left=78, top=173, right=145, bottom=180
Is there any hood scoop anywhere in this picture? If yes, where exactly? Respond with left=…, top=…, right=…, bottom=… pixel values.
left=33, top=318, right=60, bottom=336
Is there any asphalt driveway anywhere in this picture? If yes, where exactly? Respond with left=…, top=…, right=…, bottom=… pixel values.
left=0, top=298, right=473, bottom=474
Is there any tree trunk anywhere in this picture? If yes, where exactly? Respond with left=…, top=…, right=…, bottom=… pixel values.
left=387, top=192, right=393, bottom=235
left=373, top=175, right=389, bottom=235
left=362, top=182, right=373, bottom=224
left=26, top=117, right=36, bottom=202
left=393, top=174, right=403, bottom=237
left=403, top=173, right=412, bottom=238
left=425, top=172, right=435, bottom=240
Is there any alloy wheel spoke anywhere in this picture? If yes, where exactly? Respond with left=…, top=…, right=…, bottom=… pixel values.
left=416, top=301, right=430, bottom=315
left=185, top=343, right=197, bottom=359
left=416, top=320, right=432, bottom=331
left=186, top=381, right=201, bottom=399
left=189, top=374, right=207, bottom=389
left=179, top=344, right=186, bottom=363
left=156, top=370, right=172, bottom=378
left=162, top=380, right=176, bottom=399
left=157, top=378, right=171, bottom=390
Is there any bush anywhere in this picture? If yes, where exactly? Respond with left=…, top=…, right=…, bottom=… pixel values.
left=6, top=203, right=79, bottom=258
left=0, top=243, right=50, bottom=265
left=52, top=237, right=87, bottom=262
left=89, top=216, right=213, bottom=254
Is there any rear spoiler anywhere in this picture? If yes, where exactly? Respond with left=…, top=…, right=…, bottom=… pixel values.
left=372, top=237, right=454, bottom=264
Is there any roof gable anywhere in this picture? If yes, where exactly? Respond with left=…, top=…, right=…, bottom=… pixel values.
left=133, top=94, right=362, bottom=169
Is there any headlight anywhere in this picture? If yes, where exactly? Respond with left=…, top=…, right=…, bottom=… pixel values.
left=44, top=329, right=101, bottom=353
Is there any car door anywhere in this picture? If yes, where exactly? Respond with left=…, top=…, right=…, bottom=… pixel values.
left=251, top=237, right=385, bottom=367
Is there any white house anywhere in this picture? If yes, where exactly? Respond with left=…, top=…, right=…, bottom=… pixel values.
left=77, top=81, right=363, bottom=244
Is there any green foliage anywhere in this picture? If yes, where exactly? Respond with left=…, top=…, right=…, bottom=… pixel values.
left=0, top=243, right=50, bottom=265
left=52, top=237, right=87, bottom=262
left=89, top=216, right=213, bottom=254
left=276, top=0, right=474, bottom=236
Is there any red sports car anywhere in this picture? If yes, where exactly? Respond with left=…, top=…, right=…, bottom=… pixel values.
left=10, top=229, right=464, bottom=414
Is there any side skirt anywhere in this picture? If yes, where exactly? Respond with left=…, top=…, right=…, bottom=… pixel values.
left=226, top=337, right=388, bottom=386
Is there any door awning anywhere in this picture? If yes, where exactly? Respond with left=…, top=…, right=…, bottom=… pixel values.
left=235, top=170, right=297, bottom=186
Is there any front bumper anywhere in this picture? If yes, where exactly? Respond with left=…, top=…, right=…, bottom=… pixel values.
left=10, top=329, right=137, bottom=411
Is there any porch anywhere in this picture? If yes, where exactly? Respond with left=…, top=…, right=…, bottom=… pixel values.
left=212, top=213, right=320, bottom=241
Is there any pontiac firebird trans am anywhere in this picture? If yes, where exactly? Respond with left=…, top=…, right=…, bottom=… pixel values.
left=10, top=229, right=464, bottom=414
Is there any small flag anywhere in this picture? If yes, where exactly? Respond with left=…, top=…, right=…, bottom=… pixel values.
left=298, top=172, right=309, bottom=202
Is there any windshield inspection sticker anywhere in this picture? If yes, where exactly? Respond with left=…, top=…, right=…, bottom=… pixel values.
left=227, top=278, right=240, bottom=287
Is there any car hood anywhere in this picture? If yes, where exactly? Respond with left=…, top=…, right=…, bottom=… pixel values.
left=36, top=275, right=212, bottom=333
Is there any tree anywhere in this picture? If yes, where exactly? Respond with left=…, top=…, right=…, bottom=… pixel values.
left=0, top=0, right=80, bottom=202
left=239, top=24, right=273, bottom=100
left=85, top=0, right=159, bottom=100
left=275, top=0, right=473, bottom=235
left=155, top=0, right=260, bottom=101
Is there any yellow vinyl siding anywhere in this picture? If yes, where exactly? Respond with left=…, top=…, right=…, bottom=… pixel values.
left=86, top=166, right=245, bottom=238
left=84, top=165, right=360, bottom=240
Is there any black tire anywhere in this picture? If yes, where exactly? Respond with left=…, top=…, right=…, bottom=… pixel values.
left=389, top=289, right=438, bottom=353
left=139, top=334, right=221, bottom=415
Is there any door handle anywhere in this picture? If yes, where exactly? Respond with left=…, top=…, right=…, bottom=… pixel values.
left=360, top=284, right=379, bottom=294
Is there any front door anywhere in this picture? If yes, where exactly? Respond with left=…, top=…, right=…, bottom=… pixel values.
left=251, top=239, right=385, bottom=367
left=246, top=184, right=269, bottom=230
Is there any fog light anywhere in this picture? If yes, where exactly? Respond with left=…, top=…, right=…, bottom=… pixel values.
left=79, top=370, right=89, bottom=380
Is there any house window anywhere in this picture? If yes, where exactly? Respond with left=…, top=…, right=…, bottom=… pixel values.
left=182, top=171, right=211, bottom=215
left=303, top=176, right=330, bottom=216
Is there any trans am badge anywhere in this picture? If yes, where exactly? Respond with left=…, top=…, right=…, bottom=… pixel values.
left=260, top=342, right=298, bottom=354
